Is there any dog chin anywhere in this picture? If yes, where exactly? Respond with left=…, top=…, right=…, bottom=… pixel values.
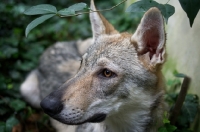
left=53, top=113, right=107, bottom=125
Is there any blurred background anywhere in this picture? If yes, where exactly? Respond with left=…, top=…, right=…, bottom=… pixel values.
left=0, top=0, right=141, bottom=131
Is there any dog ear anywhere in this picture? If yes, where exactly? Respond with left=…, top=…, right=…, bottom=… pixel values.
left=90, top=0, right=118, bottom=39
left=132, top=7, right=166, bottom=71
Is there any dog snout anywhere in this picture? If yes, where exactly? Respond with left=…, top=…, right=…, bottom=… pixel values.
left=40, top=95, right=63, bottom=116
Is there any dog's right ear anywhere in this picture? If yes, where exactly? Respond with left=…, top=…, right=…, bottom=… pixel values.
left=90, top=0, right=118, bottom=39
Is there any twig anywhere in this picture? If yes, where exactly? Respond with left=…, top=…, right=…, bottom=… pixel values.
left=169, top=75, right=191, bottom=125
left=166, top=0, right=170, bottom=4
left=58, top=0, right=127, bottom=18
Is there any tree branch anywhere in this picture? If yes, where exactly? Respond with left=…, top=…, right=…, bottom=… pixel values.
left=169, top=75, right=191, bottom=125
left=58, top=0, right=127, bottom=18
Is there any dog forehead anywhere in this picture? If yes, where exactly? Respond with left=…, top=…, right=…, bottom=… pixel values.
left=84, top=33, right=139, bottom=68
left=97, top=33, right=131, bottom=45
left=88, top=33, right=135, bottom=55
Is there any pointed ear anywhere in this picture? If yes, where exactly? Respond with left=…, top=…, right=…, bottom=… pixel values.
left=132, top=7, right=166, bottom=71
left=90, top=0, right=118, bottom=39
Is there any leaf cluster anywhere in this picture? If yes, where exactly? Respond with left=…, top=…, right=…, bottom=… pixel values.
left=166, top=93, right=199, bottom=132
left=126, top=0, right=200, bottom=27
left=158, top=112, right=177, bottom=132
left=24, top=0, right=200, bottom=37
left=160, top=72, right=199, bottom=132
left=24, top=3, right=88, bottom=37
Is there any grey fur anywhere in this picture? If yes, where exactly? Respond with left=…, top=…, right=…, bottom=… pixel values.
left=38, top=41, right=81, bottom=98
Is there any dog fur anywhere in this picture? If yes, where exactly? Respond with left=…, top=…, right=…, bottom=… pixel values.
left=21, top=1, right=167, bottom=132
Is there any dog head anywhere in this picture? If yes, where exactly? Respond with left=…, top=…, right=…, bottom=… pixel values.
left=40, top=0, right=166, bottom=125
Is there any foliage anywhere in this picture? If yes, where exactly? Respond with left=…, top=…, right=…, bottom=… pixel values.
left=24, top=0, right=200, bottom=37
left=0, top=0, right=140, bottom=131
left=25, top=14, right=56, bottom=37
left=158, top=72, right=199, bottom=132
left=158, top=112, right=177, bottom=132
left=24, top=3, right=88, bottom=36
left=163, top=94, right=199, bottom=132
left=126, top=0, right=200, bottom=27
left=178, top=0, right=200, bottom=27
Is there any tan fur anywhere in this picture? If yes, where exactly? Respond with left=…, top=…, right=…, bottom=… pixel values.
left=62, top=74, right=94, bottom=110
left=90, top=0, right=118, bottom=39
left=57, top=59, right=80, bottom=74
left=76, top=38, right=93, bottom=55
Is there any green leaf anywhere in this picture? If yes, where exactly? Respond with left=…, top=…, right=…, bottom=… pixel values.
left=165, top=124, right=177, bottom=132
left=175, top=73, right=186, bottom=78
left=158, top=4, right=175, bottom=23
left=178, top=0, right=200, bottom=27
left=126, top=0, right=159, bottom=12
left=158, top=126, right=168, bottom=132
left=181, top=95, right=199, bottom=122
left=6, top=116, right=19, bottom=132
left=25, top=14, right=55, bottom=37
left=176, top=94, right=199, bottom=128
left=162, top=111, right=170, bottom=124
left=0, top=107, right=10, bottom=116
left=68, top=3, right=87, bottom=11
left=24, top=4, right=57, bottom=15
left=58, top=9, right=75, bottom=16
left=58, top=3, right=87, bottom=16
left=0, top=122, right=5, bottom=132
left=173, top=70, right=179, bottom=75
left=158, top=124, right=176, bottom=132
left=9, top=99, right=26, bottom=112
left=126, top=0, right=175, bottom=23
left=163, top=118, right=170, bottom=124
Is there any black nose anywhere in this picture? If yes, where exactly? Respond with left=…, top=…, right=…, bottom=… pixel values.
left=40, top=95, right=63, bottom=116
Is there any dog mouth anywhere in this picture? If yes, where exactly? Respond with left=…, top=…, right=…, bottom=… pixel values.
left=86, top=113, right=107, bottom=123
left=53, top=113, right=107, bottom=125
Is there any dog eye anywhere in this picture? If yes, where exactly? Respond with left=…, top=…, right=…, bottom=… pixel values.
left=102, top=69, right=115, bottom=78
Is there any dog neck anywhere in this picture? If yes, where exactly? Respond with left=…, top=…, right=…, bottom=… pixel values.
left=104, top=111, right=150, bottom=131
left=102, top=93, right=164, bottom=132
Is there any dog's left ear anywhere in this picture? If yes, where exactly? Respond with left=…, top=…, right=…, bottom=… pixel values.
left=132, top=7, right=166, bottom=71
left=90, top=0, right=118, bottom=39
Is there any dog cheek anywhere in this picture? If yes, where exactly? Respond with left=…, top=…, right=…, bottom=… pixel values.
left=96, top=78, right=122, bottom=98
